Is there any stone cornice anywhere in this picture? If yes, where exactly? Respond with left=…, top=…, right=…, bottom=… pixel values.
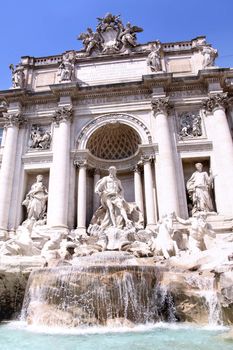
left=49, top=82, right=79, bottom=98
left=139, top=143, right=158, bottom=156
left=22, top=151, right=53, bottom=164
left=142, top=72, right=172, bottom=88
left=177, top=140, right=213, bottom=153
left=0, top=68, right=232, bottom=107
left=73, top=144, right=158, bottom=172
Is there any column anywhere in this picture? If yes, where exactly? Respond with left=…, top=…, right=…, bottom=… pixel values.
left=143, top=157, right=156, bottom=228
left=134, top=165, right=144, bottom=214
left=152, top=96, right=180, bottom=217
left=47, top=104, right=72, bottom=230
left=93, top=169, right=100, bottom=212
left=203, top=93, right=233, bottom=215
left=0, top=112, right=24, bottom=239
left=76, top=160, right=87, bottom=234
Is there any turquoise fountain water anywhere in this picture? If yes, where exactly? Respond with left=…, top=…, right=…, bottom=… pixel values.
left=0, top=321, right=232, bottom=350
left=0, top=253, right=232, bottom=349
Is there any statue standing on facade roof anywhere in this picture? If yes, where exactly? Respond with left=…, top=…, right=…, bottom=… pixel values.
left=119, top=22, right=143, bottom=48
left=58, top=52, right=75, bottom=82
left=96, top=13, right=122, bottom=32
left=78, top=28, right=102, bottom=55
left=78, top=14, right=143, bottom=55
left=202, top=45, right=218, bottom=68
left=147, top=41, right=163, bottom=72
left=9, top=64, right=25, bottom=88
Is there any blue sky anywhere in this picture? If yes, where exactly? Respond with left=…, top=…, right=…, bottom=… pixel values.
left=0, top=0, right=233, bottom=89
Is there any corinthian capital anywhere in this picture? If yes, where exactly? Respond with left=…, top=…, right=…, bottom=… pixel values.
left=53, top=106, right=73, bottom=125
left=202, top=93, right=228, bottom=112
left=151, top=96, right=170, bottom=116
left=3, top=112, right=27, bottom=128
left=74, top=158, right=88, bottom=168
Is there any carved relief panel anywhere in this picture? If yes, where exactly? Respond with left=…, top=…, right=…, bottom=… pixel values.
left=28, top=124, right=52, bottom=150
left=176, top=111, right=205, bottom=140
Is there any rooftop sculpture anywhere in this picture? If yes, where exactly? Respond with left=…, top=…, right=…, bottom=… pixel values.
left=78, top=13, right=143, bottom=55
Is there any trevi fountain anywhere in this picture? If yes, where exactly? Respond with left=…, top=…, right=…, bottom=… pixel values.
left=0, top=13, right=233, bottom=350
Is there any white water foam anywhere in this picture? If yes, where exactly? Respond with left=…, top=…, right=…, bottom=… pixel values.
left=5, top=320, right=228, bottom=335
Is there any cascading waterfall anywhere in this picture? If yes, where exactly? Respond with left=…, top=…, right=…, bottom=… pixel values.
left=185, top=274, right=222, bottom=325
left=203, top=290, right=222, bottom=326
left=21, top=265, right=177, bottom=328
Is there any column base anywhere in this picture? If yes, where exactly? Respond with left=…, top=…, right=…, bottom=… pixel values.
left=47, top=226, right=69, bottom=238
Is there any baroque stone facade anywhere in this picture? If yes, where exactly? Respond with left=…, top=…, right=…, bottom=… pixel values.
left=0, top=13, right=233, bottom=240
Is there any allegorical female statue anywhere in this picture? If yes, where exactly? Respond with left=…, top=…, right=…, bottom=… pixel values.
left=22, top=174, right=48, bottom=221
left=187, top=163, right=214, bottom=215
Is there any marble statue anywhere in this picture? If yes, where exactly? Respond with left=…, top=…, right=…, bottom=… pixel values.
left=96, top=13, right=122, bottom=54
left=96, top=13, right=122, bottom=32
left=78, top=14, right=143, bottom=56
left=0, top=225, right=40, bottom=256
left=9, top=64, right=25, bottom=88
left=175, top=213, right=216, bottom=253
left=147, top=41, right=162, bottom=72
left=95, top=166, right=132, bottom=229
left=192, top=37, right=206, bottom=48
left=187, top=163, right=214, bottom=215
left=78, top=28, right=102, bottom=55
left=150, top=213, right=179, bottom=259
left=41, top=232, right=63, bottom=263
left=57, top=52, right=74, bottom=82
left=119, top=22, right=143, bottom=49
left=30, top=125, right=51, bottom=150
left=22, top=175, right=48, bottom=221
left=0, top=100, right=8, bottom=109
left=87, top=166, right=144, bottom=251
left=202, top=45, right=218, bottom=68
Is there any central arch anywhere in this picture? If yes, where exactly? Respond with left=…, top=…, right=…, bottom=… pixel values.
left=76, top=113, right=152, bottom=150
left=74, top=113, right=157, bottom=231
left=87, top=123, right=141, bottom=160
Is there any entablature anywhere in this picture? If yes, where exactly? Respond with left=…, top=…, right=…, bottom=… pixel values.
left=0, top=68, right=233, bottom=112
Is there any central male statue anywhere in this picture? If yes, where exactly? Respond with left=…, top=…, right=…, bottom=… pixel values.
left=95, top=166, right=132, bottom=229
